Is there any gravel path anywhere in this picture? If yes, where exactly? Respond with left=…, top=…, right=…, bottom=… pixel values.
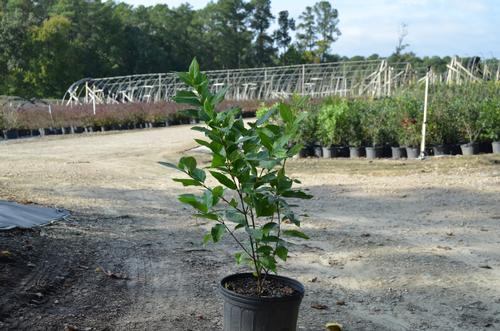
left=1, top=126, right=499, bottom=330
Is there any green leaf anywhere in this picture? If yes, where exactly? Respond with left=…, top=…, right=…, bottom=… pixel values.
left=212, top=153, right=226, bottom=168
left=225, top=210, right=246, bottom=225
left=210, top=171, right=237, bottom=189
left=256, top=107, right=277, bottom=126
left=246, top=228, right=263, bottom=240
left=191, top=126, right=211, bottom=134
left=178, top=72, right=192, bottom=85
left=282, top=190, right=313, bottom=199
left=191, top=168, right=206, bottom=182
left=189, top=58, right=200, bottom=78
left=279, top=103, right=293, bottom=123
left=235, top=252, right=243, bottom=264
left=179, top=156, right=197, bottom=172
left=275, top=245, right=288, bottom=261
left=178, top=194, right=207, bottom=213
left=203, top=232, right=212, bottom=244
left=158, top=161, right=179, bottom=170
left=194, top=213, right=219, bottom=221
left=283, top=229, right=309, bottom=240
left=256, top=245, right=273, bottom=255
left=212, top=86, right=228, bottom=106
left=202, top=190, right=213, bottom=210
left=287, top=143, right=303, bottom=157
left=212, top=186, right=224, bottom=205
left=262, top=222, right=278, bottom=235
left=259, top=255, right=277, bottom=272
left=211, top=224, right=225, bottom=243
left=173, top=92, right=201, bottom=107
left=194, top=139, right=211, bottom=149
left=254, top=194, right=276, bottom=217
left=172, top=178, right=202, bottom=187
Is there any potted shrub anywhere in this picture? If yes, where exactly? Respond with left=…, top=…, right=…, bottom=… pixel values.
left=291, top=96, right=319, bottom=158
left=316, top=98, right=348, bottom=158
left=396, top=92, right=423, bottom=159
left=362, top=98, right=388, bottom=159
left=383, top=98, right=405, bottom=159
left=480, top=83, right=500, bottom=154
left=453, top=83, right=488, bottom=156
left=162, top=60, right=312, bottom=331
left=345, top=99, right=365, bottom=158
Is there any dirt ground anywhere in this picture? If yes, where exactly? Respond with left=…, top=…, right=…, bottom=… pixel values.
left=1, top=126, right=499, bottom=331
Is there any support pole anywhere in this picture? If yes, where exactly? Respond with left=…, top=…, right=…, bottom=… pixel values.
left=301, top=65, right=305, bottom=95
left=419, top=66, right=430, bottom=159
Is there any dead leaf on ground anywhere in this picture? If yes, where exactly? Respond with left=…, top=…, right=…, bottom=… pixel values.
left=436, top=245, right=452, bottom=251
left=311, top=303, right=328, bottom=310
left=96, top=265, right=130, bottom=280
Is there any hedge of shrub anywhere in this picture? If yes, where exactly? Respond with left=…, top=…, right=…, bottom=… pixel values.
left=0, top=100, right=269, bottom=139
left=257, top=82, right=500, bottom=157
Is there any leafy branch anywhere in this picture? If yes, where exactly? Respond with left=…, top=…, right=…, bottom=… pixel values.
left=160, top=59, right=312, bottom=294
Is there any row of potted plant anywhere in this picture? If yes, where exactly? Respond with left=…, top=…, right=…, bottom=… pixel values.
left=0, top=100, right=265, bottom=140
left=287, top=82, right=500, bottom=158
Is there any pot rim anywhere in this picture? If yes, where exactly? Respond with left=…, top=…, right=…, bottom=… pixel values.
left=220, top=273, right=304, bottom=303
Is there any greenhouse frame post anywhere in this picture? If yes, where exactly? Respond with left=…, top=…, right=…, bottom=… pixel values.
left=419, top=66, right=430, bottom=159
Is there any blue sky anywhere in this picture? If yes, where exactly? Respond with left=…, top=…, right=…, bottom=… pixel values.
left=121, top=0, right=499, bottom=58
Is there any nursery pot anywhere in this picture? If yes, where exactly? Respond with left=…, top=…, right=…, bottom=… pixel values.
left=460, top=143, right=478, bottom=156
left=321, top=146, right=335, bottom=158
left=349, top=147, right=363, bottom=158
left=391, top=146, right=404, bottom=159
left=492, top=141, right=500, bottom=154
left=365, top=147, right=381, bottom=159
left=313, top=145, right=322, bottom=158
left=298, top=147, right=309, bottom=158
left=405, top=147, right=419, bottom=159
left=220, top=273, right=304, bottom=331
left=432, top=145, right=449, bottom=156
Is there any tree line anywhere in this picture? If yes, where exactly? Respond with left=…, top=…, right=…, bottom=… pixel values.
left=0, top=0, right=458, bottom=99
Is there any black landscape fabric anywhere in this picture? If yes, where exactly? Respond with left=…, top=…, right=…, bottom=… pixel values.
left=0, top=200, right=69, bottom=230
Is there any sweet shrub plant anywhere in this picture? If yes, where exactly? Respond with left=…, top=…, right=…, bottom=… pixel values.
left=161, top=59, right=312, bottom=294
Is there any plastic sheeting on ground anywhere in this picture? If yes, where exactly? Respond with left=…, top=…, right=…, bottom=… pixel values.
left=0, top=200, right=69, bottom=230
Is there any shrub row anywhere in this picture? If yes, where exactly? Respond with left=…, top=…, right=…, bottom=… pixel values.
left=275, top=82, right=500, bottom=156
left=0, top=100, right=267, bottom=139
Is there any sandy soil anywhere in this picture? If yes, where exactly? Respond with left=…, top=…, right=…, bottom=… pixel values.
left=1, top=126, right=499, bottom=331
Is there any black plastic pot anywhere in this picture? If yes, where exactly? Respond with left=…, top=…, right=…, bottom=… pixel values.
left=298, top=147, right=309, bottom=158
left=391, top=146, right=404, bottom=159
left=432, top=145, right=449, bottom=156
left=321, top=146, right=334, bottom=158
left=365, top=147, right=381, bottom=159
left=406, top=147, right=419, bottom=159
left=220, top=273, right=304, bottom=331
left=349, top=147, right=363, bottom=158
left=460, top=143, right=478, bottom=156
left=493, top=141, right=500, bottom=154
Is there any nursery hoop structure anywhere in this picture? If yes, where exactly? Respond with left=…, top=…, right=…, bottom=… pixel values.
left=62, top=57, right=499, bottom=106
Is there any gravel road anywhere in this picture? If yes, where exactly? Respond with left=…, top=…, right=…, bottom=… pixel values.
left=1, top=126, right=499, bottom=330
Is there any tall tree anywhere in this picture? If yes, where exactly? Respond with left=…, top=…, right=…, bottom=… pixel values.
left=249, top=0, right=275, bottom=66
left=296, top=6, right=316, bottom=51
left=274, top=10, right=295, bottom=54
left=313, top=0, right=340, bottom=61
left=202, top=0, right=253, bottom=68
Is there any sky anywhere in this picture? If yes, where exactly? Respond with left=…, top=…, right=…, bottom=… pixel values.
left=121, top=0, right=500, bottom=58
